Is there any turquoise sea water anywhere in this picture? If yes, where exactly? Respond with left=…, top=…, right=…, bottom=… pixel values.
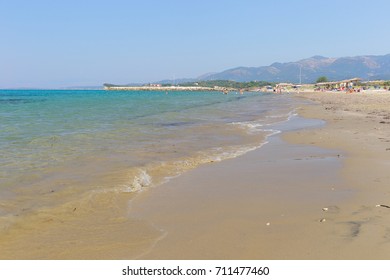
left=0, top=89, right=301, bottom=224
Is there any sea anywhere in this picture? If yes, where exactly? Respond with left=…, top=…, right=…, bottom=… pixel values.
left=0, top=89, right=306, bottom=234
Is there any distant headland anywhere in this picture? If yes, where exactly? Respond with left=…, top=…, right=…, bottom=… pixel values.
left=103, top=80, right=274, bottom=92
left=103, top=84, right=229, bottom=92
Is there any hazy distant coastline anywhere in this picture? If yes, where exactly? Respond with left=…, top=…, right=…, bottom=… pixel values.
left=103, top=85, right=233, bottom=92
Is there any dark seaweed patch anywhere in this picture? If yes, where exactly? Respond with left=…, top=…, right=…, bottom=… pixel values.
left=159, top=121, right=195, bottom=127
left=0, top=98, right=46, bottom=104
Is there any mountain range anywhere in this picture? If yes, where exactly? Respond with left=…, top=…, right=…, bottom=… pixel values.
left=159, top=54, right=390, bottom=84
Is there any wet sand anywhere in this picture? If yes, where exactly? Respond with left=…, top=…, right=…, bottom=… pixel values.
left=130, top=91, right=390, bottom=259
left=130, top=136, right=344, bottom=259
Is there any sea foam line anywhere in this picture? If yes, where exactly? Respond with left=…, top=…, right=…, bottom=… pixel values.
left=119, top=111, right=300, bottom=194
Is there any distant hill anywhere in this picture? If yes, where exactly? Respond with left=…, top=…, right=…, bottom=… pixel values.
left=197, top=54, right=390, bottom=83
left=110, top=54, right=390, bottom=87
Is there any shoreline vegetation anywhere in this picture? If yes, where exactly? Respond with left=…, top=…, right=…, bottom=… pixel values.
left=103, top=80, right=275, bottom=92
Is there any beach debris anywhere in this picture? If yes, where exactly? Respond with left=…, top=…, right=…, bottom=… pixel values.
left=266, top=222, right=271, bottom=226
left=73, top=207, right=77, bottom=212
left=375, top=204, right=390, bottom=209
left=319, top=218, right=326, bottom=223
left=321, top=205, right=340, bottom=213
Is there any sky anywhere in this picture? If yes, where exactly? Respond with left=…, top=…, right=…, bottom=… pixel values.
left=1, top=0, right=390, bottom=88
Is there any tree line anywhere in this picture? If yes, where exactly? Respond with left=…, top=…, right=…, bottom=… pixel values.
left=174, top=80, right=275, bottom=89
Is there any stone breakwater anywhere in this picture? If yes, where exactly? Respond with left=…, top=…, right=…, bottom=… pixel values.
left=104, top=85, right=235, bottom=92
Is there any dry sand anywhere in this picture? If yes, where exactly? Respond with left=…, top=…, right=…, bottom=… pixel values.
left=285, top=90, right=390, bottom=258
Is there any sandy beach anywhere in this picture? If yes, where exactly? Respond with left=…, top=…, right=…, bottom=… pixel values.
left=285, top=90, right=390, bottom=258
left=1, top=90, right=390, bottom=260
left=129, top=90, right=390, bottom=259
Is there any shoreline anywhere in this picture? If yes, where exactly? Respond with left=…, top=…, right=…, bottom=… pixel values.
left=129, top=91, right=390, bottom=259
left=129, top=115, right=347, bottom=259
left=1, top=91, right=390, bottom=259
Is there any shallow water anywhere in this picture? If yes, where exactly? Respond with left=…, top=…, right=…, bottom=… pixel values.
left=0, top=90, right=306, bottom=233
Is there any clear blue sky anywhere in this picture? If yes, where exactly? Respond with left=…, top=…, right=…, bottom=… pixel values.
left=1, top=0, right=390, bottom=88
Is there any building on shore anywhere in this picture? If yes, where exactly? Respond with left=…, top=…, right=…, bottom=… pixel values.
left=361, top=80, right=390, bottom=89
left=315, top=78, right=361, bottom=91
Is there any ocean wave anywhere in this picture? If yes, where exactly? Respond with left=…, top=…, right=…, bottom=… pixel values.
left=230, top=121, right=264, bottom=134
left=123, top=170, right=152, bottom=192
left=261, top=128, right=281, bottom=137
left=265, top=109, right=298, bottom=121
left=117, top=141, right=269, bottom=195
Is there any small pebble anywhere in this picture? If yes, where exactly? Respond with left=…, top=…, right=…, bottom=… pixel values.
left=319, top=218, right=326, bottom=223
left=266, top=222, right=270, bottom=226
left=322, top=207, right=329, bottom=212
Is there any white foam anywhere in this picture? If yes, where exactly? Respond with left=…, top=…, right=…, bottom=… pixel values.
left=261, top=128, right=281, bottom=137
left=230, top=121, right=264, bottom=134
left=265, top=109, right=297, bottom=121
left=207, top=142, right=266, bottom=163
left=126, top=170, right=152, bottom=192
